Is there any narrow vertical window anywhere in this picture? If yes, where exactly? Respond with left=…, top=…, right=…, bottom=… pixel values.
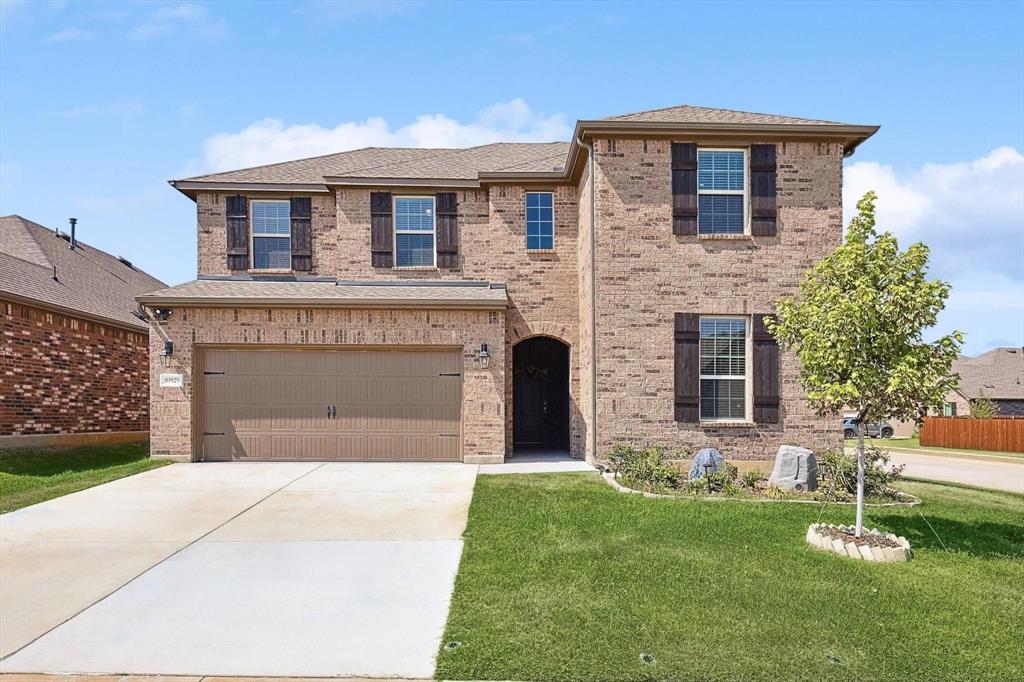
left=697, top=149, right=746, bottom=235
left=525, top=191, right=554, bottom=250
left=394, top=196, right=435, bottom=267
left=699, top=317, right=748, bottom=420
left=251, top=200, right=291, bottom=269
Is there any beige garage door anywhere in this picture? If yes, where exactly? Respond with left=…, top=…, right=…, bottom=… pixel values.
left=200, top=348, right=462, bottom=461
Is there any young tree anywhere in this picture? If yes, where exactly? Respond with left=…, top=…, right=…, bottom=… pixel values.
left=769, top=191, right=962, bottom=536
left=970, top=393, right=999, bottom=419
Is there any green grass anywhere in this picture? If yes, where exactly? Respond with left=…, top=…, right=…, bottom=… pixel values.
left=437, top=473, right=1024, bottom=682
left=844, top=437, right=1024, bottom=459
left=0, top=442, right=169, bottom=513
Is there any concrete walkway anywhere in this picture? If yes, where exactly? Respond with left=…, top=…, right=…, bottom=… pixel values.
left=881, top=450, right=1024, bottom=494
left=0, top=462, right=477, bottom=678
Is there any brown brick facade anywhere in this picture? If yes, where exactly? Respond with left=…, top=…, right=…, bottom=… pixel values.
left=1, top=299, right=149, bottom=436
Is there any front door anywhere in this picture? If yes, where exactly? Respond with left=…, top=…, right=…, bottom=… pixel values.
left=512, top=337, right=570, bottom=451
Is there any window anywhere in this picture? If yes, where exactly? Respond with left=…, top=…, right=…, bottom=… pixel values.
left=394, top=196, right=435, bottom=267
left=699, top=317, right=748, bottom=420
left=697, top=149, right=746, bottom=235
left=251, top=200, right=291, bottom=269
left=526, top=192, right=554, bottom=249
left=942, top=402, right=956, bottom=416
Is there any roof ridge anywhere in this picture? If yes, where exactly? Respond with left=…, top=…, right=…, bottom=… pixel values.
left=603, top=102, right=842, bottom=125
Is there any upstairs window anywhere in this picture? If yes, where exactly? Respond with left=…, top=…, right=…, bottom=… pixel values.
left=699, top=317, right=748, bottom=420
left=526, top=192, right=554, bottom=250
left=394, top=196, right=435, bottom=267
left=697, top=149, right=746, bottom=235
left=251, top=200, right=291, bottom=269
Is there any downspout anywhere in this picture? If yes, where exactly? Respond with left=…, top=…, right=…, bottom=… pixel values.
left=578, top=134, right=598, bottom=462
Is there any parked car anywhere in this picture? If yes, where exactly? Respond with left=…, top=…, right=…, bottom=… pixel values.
left=842, top=419, right=894, bottom=439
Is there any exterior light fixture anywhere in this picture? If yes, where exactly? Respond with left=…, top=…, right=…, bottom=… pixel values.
left=152, top=307, right=173, bottom=322
left=478, top=343, right=491, bottom=369
left=159, top=340, right=174, bottom=368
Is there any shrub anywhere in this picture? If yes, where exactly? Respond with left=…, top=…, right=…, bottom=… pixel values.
left=970, top=394, right=999, bottom=419
left=606, top=443, right=680, bottom=492
left=740, top=469, right=764, bottom=490
left=819, top=446, right=904, bottom=498
left=763, top=485, right=794, bottom=500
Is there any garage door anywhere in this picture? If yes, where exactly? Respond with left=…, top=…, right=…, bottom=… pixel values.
left=199, top=348, right=462, bottom=461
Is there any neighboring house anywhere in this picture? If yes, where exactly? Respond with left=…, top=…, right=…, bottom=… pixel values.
left=1, top=215, right=165, bottom=447
left=941, top=348, right=1024, bottom=417
left=139, top=104, right=878, bottom=463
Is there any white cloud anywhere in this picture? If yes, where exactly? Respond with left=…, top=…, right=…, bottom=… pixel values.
left=844, top=148, right=1024, bottom=354
left=43, top=27, right=94, bottom=42
left=844, top=147, right=1024, bottom=279
left=129, top=2, right=225, bottom=40
left=197, top=99, right=569, bottom=173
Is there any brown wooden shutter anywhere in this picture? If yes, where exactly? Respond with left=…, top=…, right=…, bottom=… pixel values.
left=435, top=192, right=458, bottom=269
left=674, top=312, right=700, bottom=421
left=671, top=143, right=698, bottom=235
left=750, top=144, right=777, bottom=237
left=225, top=195, right=249, bottom=270
left=290, top=197, right=312, bottom=271
left=370, top=191, right=393, bottom=268
left=753, top=314, right=780, bottom=423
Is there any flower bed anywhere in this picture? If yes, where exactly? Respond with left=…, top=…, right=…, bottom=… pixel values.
left=807, top=523, right=913, bottom=561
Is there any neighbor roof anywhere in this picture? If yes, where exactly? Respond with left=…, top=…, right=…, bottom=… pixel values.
left=137, top=277, right=508, bottom=309
left=171, top=104, right=878, bottom=194
left=0, top=215, right=166, bottom=330
left=953, top=348, right=1024, bottom=400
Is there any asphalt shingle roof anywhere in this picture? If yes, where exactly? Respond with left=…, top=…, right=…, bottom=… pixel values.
left=598, top=104, right=842, bottom=125
left=0, top=215, right=166, bottom=330
left=953, top=348, right=1024, bottom=400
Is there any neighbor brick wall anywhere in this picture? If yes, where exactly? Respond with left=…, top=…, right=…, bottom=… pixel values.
left=591, top=139, right=845, bottom=459
left=1, top=299, right=149, bottom=436
left=148, top=306, right=506, bottom=462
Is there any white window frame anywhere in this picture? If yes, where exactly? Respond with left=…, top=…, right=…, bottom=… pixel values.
left=393, top=195, right=436, bottom=269
left=696, top=147, right=749, bottom=236
left=525, top=191, right=556, bottom=251
left=698, top=314, right=753, bottom=423
left=249, top=199, right=291, bottom=271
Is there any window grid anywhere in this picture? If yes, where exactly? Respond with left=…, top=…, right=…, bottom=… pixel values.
left=251, top=200, right=291, bottom=269
left=394, top=196, right=435, bottom=267
left=699, top=317, right=748, bottom=421
left=697, top=149, right=746, bottom=235
left=525, top=192, right=554, bottom=250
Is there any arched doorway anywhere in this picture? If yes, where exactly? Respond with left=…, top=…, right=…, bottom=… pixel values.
left=513, top=336, right=570, bottom=453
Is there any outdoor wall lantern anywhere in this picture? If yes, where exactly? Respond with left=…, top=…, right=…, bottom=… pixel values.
left=478, top=343, right=491, bottom=369
left=152, top=307, right=173, bottom=321
left=159, top=340, right=174, bottom=367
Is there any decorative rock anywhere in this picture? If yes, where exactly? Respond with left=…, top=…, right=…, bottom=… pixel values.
left=767, top=445, right=819, bottom=492
left=688, top=448, right=725, bottom=479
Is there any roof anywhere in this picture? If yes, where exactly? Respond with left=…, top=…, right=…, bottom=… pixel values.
left=953, top=348, right=1024, bottom=400
left=137, top=277, right=508, bottom=309
left=171, top=104, right=878, bottom=194
left=0, top=215, right=166, bottom=330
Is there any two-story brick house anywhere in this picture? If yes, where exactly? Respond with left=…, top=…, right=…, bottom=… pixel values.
left=139, top=105, right=877, bottom=464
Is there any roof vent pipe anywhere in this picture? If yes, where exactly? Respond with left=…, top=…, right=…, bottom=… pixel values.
left=68, top=217, right=77, bottom=249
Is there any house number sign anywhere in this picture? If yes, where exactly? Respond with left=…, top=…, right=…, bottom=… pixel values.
left=159, top=373, right=184, bottom=388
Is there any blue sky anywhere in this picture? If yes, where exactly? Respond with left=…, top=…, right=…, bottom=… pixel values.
left=1, top=0, right=1022, bottom=355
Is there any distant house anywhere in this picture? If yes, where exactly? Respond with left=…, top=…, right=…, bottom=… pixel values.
left=0, top=215, right=165, bottom=448
left=942, top=348, right=1024, bottom=417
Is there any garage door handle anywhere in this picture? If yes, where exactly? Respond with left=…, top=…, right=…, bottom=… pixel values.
left=331, top=405, right=337, bottom=419
left=327, top=406, right=331, bottom=419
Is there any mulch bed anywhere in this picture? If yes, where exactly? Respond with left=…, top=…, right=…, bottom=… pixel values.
left=816, top=524, right=903, bottom=549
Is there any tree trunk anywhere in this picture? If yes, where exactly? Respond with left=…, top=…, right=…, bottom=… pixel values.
left=855, top=418, right=866, bottom=537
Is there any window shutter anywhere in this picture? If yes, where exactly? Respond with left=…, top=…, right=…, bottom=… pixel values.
left=753, top=314, right=780, bottom=423
left=750, top=144, right=777, bottom=237
left=671, top=143, right=698, bottom=236
left=225, top=195, right=248, bottom=270
left=290, top=197, right=312, bottom=271
left=370, top=191, right=393, bottom=268
left=674, top=312, right=700, bottom=421
left=435, top=192, right=459, bottom=269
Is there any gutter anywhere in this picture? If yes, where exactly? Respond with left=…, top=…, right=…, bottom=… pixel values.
left=578, top=133, right=599, bottom=463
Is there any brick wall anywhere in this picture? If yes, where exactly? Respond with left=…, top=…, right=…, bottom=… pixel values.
left=591, top=139, right=844, bottom=459
left=148, top=306, right=506, bottom=462
left=1, top=299, right=149, bottom=436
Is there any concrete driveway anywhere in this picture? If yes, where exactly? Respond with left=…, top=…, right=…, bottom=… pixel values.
left=0, top=461, right=477, bottom=678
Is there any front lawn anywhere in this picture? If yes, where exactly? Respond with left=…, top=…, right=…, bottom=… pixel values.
left=844, top=437, right=1024, bottom=459
left=0, top=442, right=169, bottom=513
left=437, top=473, right=1023, bottom=682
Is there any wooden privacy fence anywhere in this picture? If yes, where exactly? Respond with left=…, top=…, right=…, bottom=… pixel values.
left=920, top=416, right=1024, bottom=453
